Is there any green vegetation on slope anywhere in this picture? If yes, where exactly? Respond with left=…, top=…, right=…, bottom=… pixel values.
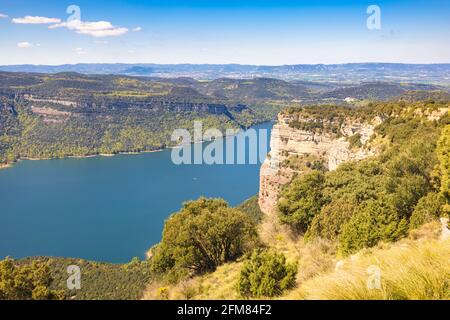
left=278, top=100, right=449, bottom=255
left=0, top=258, right=64, bottom=300
left=145, top=222, right=449, bottom=300
left=141, top=98, right=449, bottom=300
left=0, top=72, right=292, bottom=165
left=236, top=195, right=264, bottom=224
left=149, top=198, right=259, bottom=283
left=3, top=257, right=151, bottom=300
left=1, top=71, right=446, bottom=166
left=238, top=249, right=297, bottom=298
left=44, top=257, right=151, bottom=300
left=437, top=124, right=450, bottom=214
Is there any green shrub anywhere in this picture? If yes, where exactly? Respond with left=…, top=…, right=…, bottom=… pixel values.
left=238, top=250, right=297, bottom=298
left=306, top=197, right=357, bottom=241
left=410, top=192, right=447, bottom=229
left=278, top=171, right=326, bottom=233
left=338, top=200, right=408, bottom=256
left=150, top=198, right=258, bottom=283
left=348, top=133, right=362, bottom=149
left=437, top=125, right=450, bottom=214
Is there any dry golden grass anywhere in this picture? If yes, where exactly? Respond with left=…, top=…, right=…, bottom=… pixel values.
left=259, top=213, right=337, bottom=288
left=143, top=221, right=449, bottom=300
left=143, top=215, right=336, bottom=300
left=408, top=221, right=442, bottom=241
left=142, top=262, right=244, bottom=300
left=288, top=236, right=450, bottom=300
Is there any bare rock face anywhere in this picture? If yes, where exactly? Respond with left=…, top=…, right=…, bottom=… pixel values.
left=259, top=113, right=381, bottom=215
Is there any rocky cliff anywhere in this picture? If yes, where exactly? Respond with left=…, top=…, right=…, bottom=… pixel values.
left=259, top=110, right=382, bottom=214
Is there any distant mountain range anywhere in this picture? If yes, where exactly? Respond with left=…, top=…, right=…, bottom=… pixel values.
left=1, top=63, right=449, bottom=84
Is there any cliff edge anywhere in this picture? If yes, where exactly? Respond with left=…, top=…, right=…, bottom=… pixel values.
left=259, top=107, right=382, bottom=214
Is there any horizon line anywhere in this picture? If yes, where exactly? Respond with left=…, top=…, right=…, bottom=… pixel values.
left=1, top=62, right=450, bottom=67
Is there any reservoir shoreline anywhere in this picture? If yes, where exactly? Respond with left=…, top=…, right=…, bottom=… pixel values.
left=0, top=123, right=267, bottom=170
left=0, top=122, right=272, bottom=263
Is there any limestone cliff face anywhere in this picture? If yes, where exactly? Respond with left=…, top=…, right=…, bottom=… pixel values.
left=259, top=113, right=381, bottom=215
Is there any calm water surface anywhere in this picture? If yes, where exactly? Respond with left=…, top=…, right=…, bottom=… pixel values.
left=0, top=122, right=272, bottom=263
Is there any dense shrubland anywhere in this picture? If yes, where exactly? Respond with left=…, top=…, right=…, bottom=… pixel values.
left=44, top=257, right=151, bottom=300
left=0, top=103, right=254, bottom=163
left=0, top=258, right=64, bottom=300
left=0, top=256, right=151, bottom=300
left=278, top=100, right=449, bottom=255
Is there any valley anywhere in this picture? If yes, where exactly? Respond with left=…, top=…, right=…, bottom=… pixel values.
left=2, top=0, right=450, bottom=305
left=1, top=69, right=449, bottom=301
left=1, top=70, right=448, bottom=167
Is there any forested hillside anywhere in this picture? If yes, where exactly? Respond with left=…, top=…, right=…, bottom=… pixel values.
left=0, top=72, right=286, bottom=165
left=0, top=71, right=447, bottom=167
left=1, top=257, right=150, bottom=300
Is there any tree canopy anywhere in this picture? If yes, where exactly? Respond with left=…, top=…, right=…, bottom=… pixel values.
left=0, top=258, right=64, bottom=300
left=150, top=198, right=258, bottom=282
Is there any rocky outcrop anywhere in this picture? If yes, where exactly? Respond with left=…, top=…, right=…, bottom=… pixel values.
left=440, top=218, right=450, bottom=241
left=259, top=113, right=381, bottom=215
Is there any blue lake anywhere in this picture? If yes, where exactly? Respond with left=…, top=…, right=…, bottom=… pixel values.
left=0, top=122, right=272, bottom=263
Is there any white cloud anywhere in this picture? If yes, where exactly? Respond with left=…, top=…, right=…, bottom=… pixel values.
left=75, top=47, right=86, bottom=55
left=94, top=40, right=109, bottom=45
left=49, top=19, right=128, bottom=37
left=0, top=13, right=8, bottom=18
left=127, top=50, right=135, bottom=54
left=132, top=26, right=142, bottom=32
left=13, top=15, right=61, bottom=24
left=17, top=42, right=32, bottom=48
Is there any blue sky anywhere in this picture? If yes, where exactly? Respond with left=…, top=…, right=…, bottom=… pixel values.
left=0, top=0, right=449, bottom=65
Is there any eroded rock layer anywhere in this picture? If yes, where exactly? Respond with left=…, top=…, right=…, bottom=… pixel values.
left=259, top=112, right=381, bottom=214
